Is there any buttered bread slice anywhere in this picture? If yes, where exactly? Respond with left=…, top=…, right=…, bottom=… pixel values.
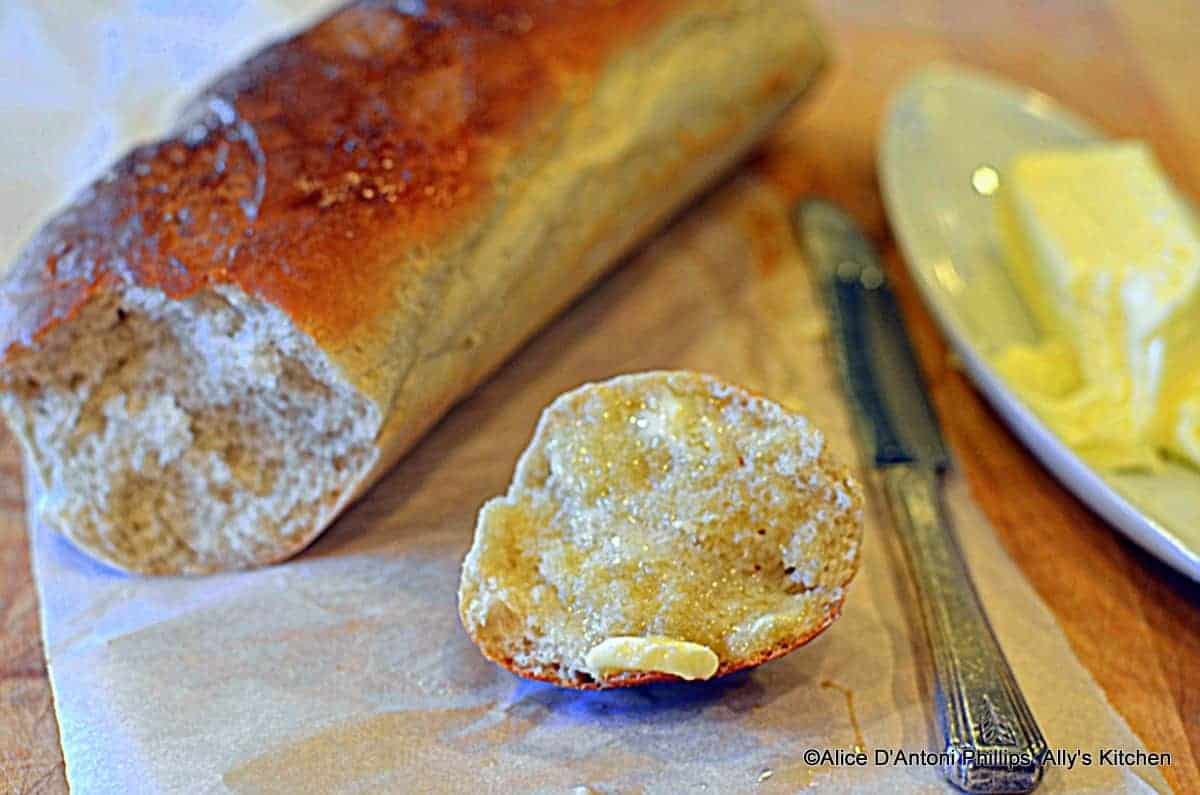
left=458, top=371, right=863, bottom=688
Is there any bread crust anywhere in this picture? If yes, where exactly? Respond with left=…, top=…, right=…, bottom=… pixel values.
left=0, top=0, right=696, bottom=362
left=0, top=1, right=827, bottom=573
left=476, top=597, right=852, bottom=690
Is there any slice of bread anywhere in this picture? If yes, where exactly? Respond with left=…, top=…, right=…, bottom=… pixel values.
left=458, top=371, right=863, bottom=688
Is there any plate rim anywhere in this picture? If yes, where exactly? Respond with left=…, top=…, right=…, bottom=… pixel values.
left=877, top=62, right=1200, bottom=582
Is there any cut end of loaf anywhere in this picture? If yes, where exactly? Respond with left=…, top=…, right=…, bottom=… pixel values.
left=0, top=286, right=380, bottom=574
left=458, top=371, right=863, bottom=688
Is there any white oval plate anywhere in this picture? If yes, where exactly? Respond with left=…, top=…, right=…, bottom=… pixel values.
left=879, top=63, right=1200, bottom=581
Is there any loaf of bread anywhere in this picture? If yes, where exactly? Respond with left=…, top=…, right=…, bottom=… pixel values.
left=459, top=372, right=863, bottom=688
left=0, top=1, right=826, bottom=574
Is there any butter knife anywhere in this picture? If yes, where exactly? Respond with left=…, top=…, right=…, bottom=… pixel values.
left=794, top=199, right=1047, bottom=794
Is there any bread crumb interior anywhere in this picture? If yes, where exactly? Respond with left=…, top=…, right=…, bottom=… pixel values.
left=460, top=371, right=861, bottom=684
left=0, top=286, right=379, bottom=573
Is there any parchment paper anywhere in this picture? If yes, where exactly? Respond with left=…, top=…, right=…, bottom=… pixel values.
left=1, top=2, right=1173, bottom=793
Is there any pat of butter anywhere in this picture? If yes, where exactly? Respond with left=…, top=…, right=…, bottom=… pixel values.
left=584, top=636, right=719, bottom=681
left=995, top=142, right=1200, bottom=470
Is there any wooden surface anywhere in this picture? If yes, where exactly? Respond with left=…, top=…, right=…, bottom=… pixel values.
left=2, top=1, right=1198, bottom=792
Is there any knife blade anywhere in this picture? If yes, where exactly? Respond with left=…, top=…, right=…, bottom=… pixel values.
left=798, top=200, right=950, bottom=469
left=794, top=199, right=1047, bottom=794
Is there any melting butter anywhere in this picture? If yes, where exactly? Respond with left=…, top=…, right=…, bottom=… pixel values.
left=585, top=636, right=719, bottom=681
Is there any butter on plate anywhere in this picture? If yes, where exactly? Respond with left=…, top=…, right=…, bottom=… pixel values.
left=992, top=142, right=1200, bottom=470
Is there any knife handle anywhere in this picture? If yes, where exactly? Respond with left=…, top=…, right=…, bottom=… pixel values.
left=882, top=464, right=1047, bottom=793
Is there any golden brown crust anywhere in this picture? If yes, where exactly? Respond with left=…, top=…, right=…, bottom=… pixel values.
left=3, top=2, right=827, bottom=576
left=0, top=0, right=689, bottom=359
left=470, top=594, right=852, bottom=690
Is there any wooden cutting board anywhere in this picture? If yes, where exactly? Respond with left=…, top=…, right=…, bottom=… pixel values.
left=3, top=1, right=1199, bottom=792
